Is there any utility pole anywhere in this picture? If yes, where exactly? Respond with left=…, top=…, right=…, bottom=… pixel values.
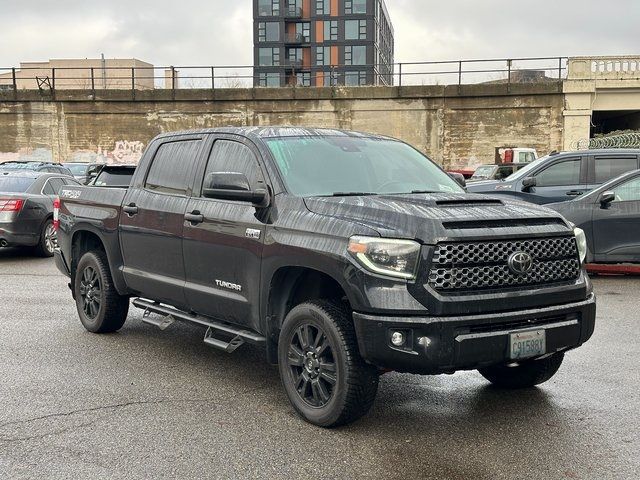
left=101, top=53, right=107, bottom=89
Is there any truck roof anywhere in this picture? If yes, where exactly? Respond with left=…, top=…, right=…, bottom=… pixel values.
left=153, top=127, right=394, bottom=141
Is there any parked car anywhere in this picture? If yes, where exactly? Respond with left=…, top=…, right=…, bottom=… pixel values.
left=547, top=169, right=640, bottom=264
left=495, top=147, right=538, bottom=164
left=0, top=161, right=74, bottom=176
left=63, top=162, right=104, bottom=184
left=54, top=127, right=595, bottom=427
left=467, top=149, right=640, bottom=204
left=469, top=163, right=528, bottom=182
left=0, top=171, right=80, bottom=256
left=88, top=164, right=136, bottom=187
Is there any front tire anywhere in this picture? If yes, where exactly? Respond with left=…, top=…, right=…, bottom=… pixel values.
left=278, top=300, right=379, bottom=428
left=74, top=250, right=129, bottom=333
left=478, top=352, right=564, bottom=389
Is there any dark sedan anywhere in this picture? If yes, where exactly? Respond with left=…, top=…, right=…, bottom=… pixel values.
left=547, top=169, right=640, bottom=264
left=1, top=161, right=74, bottom=176
left=63, top=162, right=105, bottom=184
left=0, top=171, right=80, bottom=256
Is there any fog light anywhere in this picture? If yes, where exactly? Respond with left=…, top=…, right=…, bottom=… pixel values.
left=391, top=331, right=405, bottom=347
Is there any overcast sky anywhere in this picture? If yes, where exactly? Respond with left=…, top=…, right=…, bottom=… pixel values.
left=0, top=0, right=638, bottom=68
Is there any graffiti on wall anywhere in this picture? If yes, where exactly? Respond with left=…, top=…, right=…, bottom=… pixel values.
left=0, top=140, right=146, bottom=166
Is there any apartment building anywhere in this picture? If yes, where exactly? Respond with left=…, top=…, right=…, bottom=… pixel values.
left=253, top=0, right=394, bottom=87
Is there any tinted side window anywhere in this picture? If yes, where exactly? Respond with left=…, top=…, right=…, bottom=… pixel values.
left=613, top=177, right=640, bottom=202
left=145, top=140, right=202, bottom=195
left=535, top=159, right=581, bottom=187
left=203, top=140, right=264, bottom=193
left=594, top=156, right=638, bottom=184
left=43, top=178, right=65, bottom=196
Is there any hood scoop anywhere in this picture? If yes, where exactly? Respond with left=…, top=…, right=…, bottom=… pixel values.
left=443, top=218, right=567, bottom=230
left=435, top=198, right=503, bottom=207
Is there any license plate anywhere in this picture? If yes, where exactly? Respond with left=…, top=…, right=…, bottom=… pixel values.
left=509, top=329, right=546, bottom=360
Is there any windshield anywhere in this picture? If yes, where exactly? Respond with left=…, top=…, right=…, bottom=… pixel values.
left=265, top=136, right=463, bottom=196
left=0, top=176, right=36, bottom=192
left=505, top=155, right=550, bottom=182
left=471, top=166, right=496, bottom=179
left=65, top=164, right=89, bottom=175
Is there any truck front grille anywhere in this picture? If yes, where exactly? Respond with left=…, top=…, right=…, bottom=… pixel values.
left=428, top=236, right=580, bottom=291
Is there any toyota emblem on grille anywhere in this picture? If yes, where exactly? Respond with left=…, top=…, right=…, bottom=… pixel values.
left=508, top=251, right=534, bottom=275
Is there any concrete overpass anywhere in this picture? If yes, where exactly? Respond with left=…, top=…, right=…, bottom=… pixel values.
left=0, top=55, right=638, bottom=169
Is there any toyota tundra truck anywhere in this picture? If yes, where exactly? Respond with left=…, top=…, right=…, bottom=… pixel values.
left=54, top=127, right=596, bottom=427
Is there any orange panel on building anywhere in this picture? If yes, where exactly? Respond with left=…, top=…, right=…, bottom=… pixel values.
left=316, top=20, right=324, bottom=42
left=330, top=0, right=339, bottom=16
left=302, top=48, right=311, bottom=68
left=331, top=46, right=339, bottom=66
left=316, top=71, right=325, bottom=86
left=302, top=0, right=310, bottom=18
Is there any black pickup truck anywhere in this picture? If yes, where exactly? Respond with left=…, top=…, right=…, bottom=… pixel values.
left=54, top=127, right=596, bottom=427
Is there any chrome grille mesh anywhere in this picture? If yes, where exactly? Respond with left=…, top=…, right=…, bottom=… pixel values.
left=428, top=237, right=580, bottom=291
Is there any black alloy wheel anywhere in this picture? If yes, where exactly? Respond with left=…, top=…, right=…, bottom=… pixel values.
left=79, top=265, right=102, bottom=320
left=287, top=323, right=337, bottom=407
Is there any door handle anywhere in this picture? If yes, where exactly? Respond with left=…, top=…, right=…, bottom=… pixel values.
left=185, top=211, right=204, bottom=224
left=123, top=203, right=139, bottom=215
left=566, top=190, right=584, bottom=196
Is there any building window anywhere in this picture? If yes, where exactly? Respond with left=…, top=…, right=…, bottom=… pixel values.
left=316, top=46, right=331, bottom=66
left=258, top=0, right=280, bottom=16
left=258, top=72, right=281, bottom=87
left=296, top=22, right=310, bottom=42
left=258, top=48, right=280, bottom=66
left=344, top=70, right=367, bottom=86
left=316, top=0, right=330, bottom=15
left=297, top=72, right=311, bottom=86
left=323, top=70, right=339, bottom=86
left=345, top=45, right=366, bottom=66
left=258, top=22, right=280, bottom=42
left=345, top=0, right=367, bottom=14
left=287, top=47, right=303, bottom=62
left=324, top=20, right=338, bottom=41
left=345, top=20, right=367, bottom=40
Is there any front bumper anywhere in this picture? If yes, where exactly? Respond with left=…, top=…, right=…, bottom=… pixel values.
left=353, top=294, right=596, bottom=374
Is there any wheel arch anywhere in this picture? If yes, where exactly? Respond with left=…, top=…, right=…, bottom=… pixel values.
left=264, top=266, right=350, bottom=364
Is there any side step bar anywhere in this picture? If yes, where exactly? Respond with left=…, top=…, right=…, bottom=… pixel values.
left=132, top=298, right=266, bottom=353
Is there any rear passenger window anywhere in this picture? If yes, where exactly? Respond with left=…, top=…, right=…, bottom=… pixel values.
left=535, top=159, right=581, bottom=187
left=594, top=156, right=638, bottom=184
left=203, top=140, right=264, bottom=192
left=145, top=140, right=202, bottom=195
left=43, top=178, right=64, bottom=196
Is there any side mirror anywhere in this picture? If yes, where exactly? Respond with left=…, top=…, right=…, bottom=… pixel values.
left=448, top=172, right=466, bottom=188
left=600, top=191, right=615, bottom=208
left=522, top=176, right=537, bottom=191
left=203, top=172, right=269, bottom=207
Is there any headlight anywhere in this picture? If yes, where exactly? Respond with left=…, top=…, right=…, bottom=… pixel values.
left=348, top=236, right=420, bottom=280
left=574, top=227, right=588, bottom=264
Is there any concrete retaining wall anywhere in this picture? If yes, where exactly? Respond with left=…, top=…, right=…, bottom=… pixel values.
left=0, top=83, right=564, bottom=169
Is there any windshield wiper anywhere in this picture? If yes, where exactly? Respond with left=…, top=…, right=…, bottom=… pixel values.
left=409, top=190, right=438, bottom=194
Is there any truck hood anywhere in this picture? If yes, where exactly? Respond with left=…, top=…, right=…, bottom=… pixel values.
left=303, top=193, right=568, bottom=242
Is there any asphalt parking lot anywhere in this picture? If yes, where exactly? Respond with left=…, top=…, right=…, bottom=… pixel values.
left=0, top=249, right=638, bottom=480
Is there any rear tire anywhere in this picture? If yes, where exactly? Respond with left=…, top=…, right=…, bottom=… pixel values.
left=74, top=250, right=129, bottom=333
left=478, top=352, right=564, bottom=389
left=33, top=219, right=56, bottom=257
left=278, top=299, right=379, bottom=428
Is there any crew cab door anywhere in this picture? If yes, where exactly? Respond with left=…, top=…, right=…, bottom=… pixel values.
left=182, top=136, right=269, bottom=330
left=519, top=156, right=587, bottom=204
left=592, top=175, right=640, bottom=263
left=119, top=136, right=205, bottom=309
left=586, top=153, right=639, bottom=190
